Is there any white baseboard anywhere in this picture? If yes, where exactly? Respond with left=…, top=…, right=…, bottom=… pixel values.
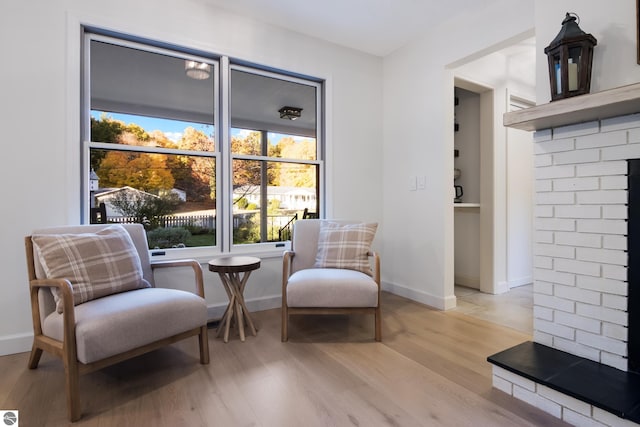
left=454, top=274, right=480, bottom=289
left=508, top=276, right=533, bottom=288
left=207, top=294, right=281, bottom=322
left=0, top=332, right=33, bottom=356
left=382, top=280, right=455, bottom=310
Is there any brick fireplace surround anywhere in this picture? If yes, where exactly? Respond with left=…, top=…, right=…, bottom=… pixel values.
left=489, top=83, right=640, bottom=427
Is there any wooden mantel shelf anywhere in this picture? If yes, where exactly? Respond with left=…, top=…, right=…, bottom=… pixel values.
left=504, top=82, right=640, bottom=131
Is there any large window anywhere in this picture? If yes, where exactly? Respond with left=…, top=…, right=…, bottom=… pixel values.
left=83, top=31, right=322, bottom=255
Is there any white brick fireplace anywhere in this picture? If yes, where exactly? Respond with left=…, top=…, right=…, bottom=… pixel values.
left=491, top=83, right=640, bottom=427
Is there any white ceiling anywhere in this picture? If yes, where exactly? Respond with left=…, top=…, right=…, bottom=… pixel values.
left=200, top=0, right=503, bottom=57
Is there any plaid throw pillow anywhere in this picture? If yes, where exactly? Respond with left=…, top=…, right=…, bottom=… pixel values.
left=313, top=222, right=378, bottom=275
left=32, top=225, right=149, bottom=313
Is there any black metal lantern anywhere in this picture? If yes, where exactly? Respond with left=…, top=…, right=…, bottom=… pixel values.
left=544, top=13, right=597, bottom=101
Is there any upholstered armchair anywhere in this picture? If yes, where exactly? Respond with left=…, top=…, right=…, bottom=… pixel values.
left=25, top=224, right=209, bottom=421
left=281, top=219, right=381, bottom=341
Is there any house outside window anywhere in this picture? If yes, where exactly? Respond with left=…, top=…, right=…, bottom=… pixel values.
left=83, top=30, right=323, bottom=255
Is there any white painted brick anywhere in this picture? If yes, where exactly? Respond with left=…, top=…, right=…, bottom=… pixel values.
left=554, top=258, right=600, bottom=277
left=534, top=293, right=575, bottom=313
left=602, top=143, right=640, bottom=161
left=555, top=284, right=601, bottom=305
left=603, top=322, right=627, bottom=341
left=601, top=112, right=640, bottom=132
left=629, top=127, right=640, bottom=143
left=593, top=406, right=639, bottom=427
left=576, top=129, right=626, bottom=149
left=535, top=205, right=554, bottom=217
left=555, top=204, right=601, bottom=218
left=577, top=219, right=626, bottom=235
left=577, top=276, right=627, bottom=296
left=577, top=160, right=628, bottom=177
left=492, top=374, right=513, bottom=395
left=555, top=121, right=600, bottom=139
left=577, top=247, right=627, bottom=266
left=538, top=384, right=592, bottom=415
left=601, top=175, right=627, bottom=190
left=600, top=352, right=628, bottom=371
left=535, top=243, right=575, bottom=259
left=603, top=235, right=627, bottom=250
left=555, top=232, right=601, bottom=248
left=535, top=280, right=554, bottom=295
left=535, top=154, right=553, bottom=167
left=553, top=176, right=600, bottom=191
left=534, top=137, right=574, bottom=154
left=534, top=394, right=563, bottom=419
left=555, top=310, right=601, bottom=333
left=536, top=164, right=575, bottom=180
left=577, top=330, right=627, bottom=356
left=534, top=256, right=553, bottom=269
left=536, top=179, right=553, bottom=192
left=536, top=318, right=575, bottom=340
left=602, top=264, right=627, bottom=281
left=513, top=384, right=538, bottom=407
left=536, top=218, right=575, bottom=231
left=563, top=408, right=608, bottom=427
left=533, top=128, right=553, bottom=143
left=534, top=305, right=554, bottom=321
left=535, top=268, right=576, bottom=286
left=577, top=303, right=627, bottom=326
left=554, top=148, right=600, bottom=165
left=553, top=337, right=602, bottom=361
left=536, top=230, right=554, bottom=243
left=576, top=190, right=627, bottom=204
left=536, top=191, right=575, bottom=205
left=602, top=205, right=627, bottom=219
left=602, top=293, right=627, bottom=311
left=492, top=366, right=536, bottom=391
left=533, top=330, right=554, bottom=346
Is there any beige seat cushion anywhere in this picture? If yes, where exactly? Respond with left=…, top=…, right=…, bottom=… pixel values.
left=286, top=268, right=378, bottom=308
left=42, top=288, right=206, bottom=364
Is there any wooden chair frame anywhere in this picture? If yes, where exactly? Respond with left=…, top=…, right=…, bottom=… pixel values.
left=281, top=249, right=382, bottom=342
left=25, top=236, right=210, bottom=422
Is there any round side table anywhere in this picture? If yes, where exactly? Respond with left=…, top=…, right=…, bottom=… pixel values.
left=208, top=256, right=261, bottom=343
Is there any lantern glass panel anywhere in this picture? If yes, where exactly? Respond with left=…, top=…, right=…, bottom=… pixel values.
left=553, top=54, right=561, bottom=95
left=568, top=46, right=581, bottom=92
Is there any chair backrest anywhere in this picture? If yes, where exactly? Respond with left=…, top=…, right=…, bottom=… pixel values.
left=28, top=224, right=155, bottom=322
left=290, top=219, right=362, bottom=274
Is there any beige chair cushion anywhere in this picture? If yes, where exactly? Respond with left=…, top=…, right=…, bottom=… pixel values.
left=313, top=222, right=377, bottom=275
left=286, top=268, right=378, bottom=308
left=42, top=288, right=206, bottom=364
left=32, top=225, right=150, bottom=313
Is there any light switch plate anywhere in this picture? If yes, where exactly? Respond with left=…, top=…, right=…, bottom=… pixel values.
left=417, top=175, right=426, bottom=190
left=408, top=176, right=417, bottom=191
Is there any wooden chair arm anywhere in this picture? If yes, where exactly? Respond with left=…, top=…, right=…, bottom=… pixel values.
left=282, top=250, right=295, bottom=292
left=151, top=259, right=205, bottom=298
left=29, top=278, right=77, bottom=351
left=368, top=251, right=381, bottom=288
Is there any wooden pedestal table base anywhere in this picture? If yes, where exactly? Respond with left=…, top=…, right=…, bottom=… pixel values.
left=208, top=256, right=261, bottom=343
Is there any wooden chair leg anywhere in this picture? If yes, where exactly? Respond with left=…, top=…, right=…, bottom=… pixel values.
left=374, top=307, right=382, bottom=342
left=28, top=345, right=43, bottom=369
left=64, top=357, right=81, bottom=421
left=281, top=305, right=289, bottom=342
left=199, top=326, right=210, bottom=364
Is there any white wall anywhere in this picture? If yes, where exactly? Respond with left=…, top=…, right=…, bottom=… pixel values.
left=536, top=0, right=640, bottom=102
left=0, top=0, right=383, bottom=355
left=382, top=0, right=535, bottom=308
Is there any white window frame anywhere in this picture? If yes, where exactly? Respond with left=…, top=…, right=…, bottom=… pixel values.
left=81, top=29, right=324, bottom=261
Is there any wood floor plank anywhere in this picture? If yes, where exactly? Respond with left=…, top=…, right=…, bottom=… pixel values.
left=0, top=291, right=570, bottom=426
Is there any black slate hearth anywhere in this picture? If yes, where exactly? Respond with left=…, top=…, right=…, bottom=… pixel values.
left=488, top=341, right=640, bottom=423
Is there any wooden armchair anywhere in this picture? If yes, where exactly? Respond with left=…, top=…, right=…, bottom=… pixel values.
left=25, top=224, right=209, bottom=421
left=281, top=219, right=381, bottom=341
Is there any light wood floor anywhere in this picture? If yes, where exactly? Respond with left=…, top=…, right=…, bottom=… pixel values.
left=1, top=290, right=569, bottom=426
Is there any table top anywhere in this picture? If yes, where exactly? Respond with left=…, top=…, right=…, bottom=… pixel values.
left=208, top=256, right=261, bottom=273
